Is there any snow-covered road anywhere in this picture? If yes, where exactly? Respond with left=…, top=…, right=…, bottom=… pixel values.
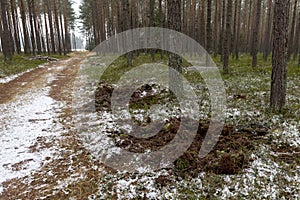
left=0, top=56, right=83, bottom=195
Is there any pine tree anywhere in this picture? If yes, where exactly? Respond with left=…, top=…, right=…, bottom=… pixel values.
left=270, top=0, right=290, bottom=110
left=167, top=0, right=182, bottom=95
left=252, top=0, right=262, bottom=67
left=1, top=0, right=14, bottom=63
left=223, top=0, right=233, bottom=74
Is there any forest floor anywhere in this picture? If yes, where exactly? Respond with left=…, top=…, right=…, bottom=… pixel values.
left=0, top=53, right=299, bottom=199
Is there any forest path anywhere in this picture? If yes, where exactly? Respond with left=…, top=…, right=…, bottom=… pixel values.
left=0, top=52, right=105, bottom=199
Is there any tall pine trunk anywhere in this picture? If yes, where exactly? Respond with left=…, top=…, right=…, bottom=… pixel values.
left=234, top=0, right=241, bottom=59
left=288, top=0, right=298, bottom=60
left=53, top=0, right=62, bottom=55
left=10, top=0, right=21, bottom=54
left=63, top=0, right=71, bottom=53
left=1, top=0, right=14, bottom=63
left=263, top=0, right=273, bottom=61
left=206, top=0, right=212, bottom=53
left=121, top=0, right=132, bottom=66
left=46, top=0, right=56, bottom=54
left=220, top=0, right=226, bottom=61
left=167, top=0, right=182, bottom=95
left=43, top=0, right=50, bottom=54
left=251, top=0, right=262, bottom=67
left=27, top=0, right=37, bottom=54
left=149, top=0, right=155, bottom=61
left=270, top=0, right=290, bottom=110
left=223, top=0, right=233, bottom=74
left=19, top=0, right=30, bottom=54
left=32, top=0, right=42, bottom=54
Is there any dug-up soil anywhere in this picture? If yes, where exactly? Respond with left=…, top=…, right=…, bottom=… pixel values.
left=95, top=82, right=269, bottom=178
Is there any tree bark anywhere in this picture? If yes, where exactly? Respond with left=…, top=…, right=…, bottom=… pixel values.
left=19, top=0, right=30, bottom=54
left=27, top=0, right=37, bottom=54
left=234, top=0, right=241, bottom=59
left=206, top=0, right=212, bottom=53
left=220, top=0, right=226, bottom=60
left=43, top=0, right=50, bottom=54
left=293, top=0, right=300, bottom=60
left=59, top=0, right=65, bottom=54
left=200, top=0, right=206, bottom=47
left=149, top=0, right=155, bottom=61
left=121, top=0, right=132, bottom=66
left=270, top=0, right=290, bottom=111
left=263, top=0, right=273, bottom=61
left=1, top=0, right=14, bottom=62
left=246, top=0, right=253, bottom=53
left=10, top=0, right=21, bottom=54
left=32, top=0, right=42, bottom=54
left=223, top=0, right=233, bottom=74
left=46, top=0, right=56, bottom=54
left=288, top=0, right=298, bottom=60
left=213, top=0, right=220, bottom=57
left=167, top=0, right=182, bottom=95
left=159, top=0, right=164, bottom=59
left=252, top=0, right=262, bottom=67
left=53, top=0, right=62, bottom=55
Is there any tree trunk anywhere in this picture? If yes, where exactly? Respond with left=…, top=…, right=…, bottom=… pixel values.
left=246, top=0, right=253, bottom=53
left=121, top=0, right=132, bottom=66
left=159, top=0, right=164, bottom=59
left=234, top=0, right=241, bottom=59
left=232, top=0, right=238, bottom=59
left=53, top=0, right=62, bottom=55
left=59, top=0, right=66, bottom=54
left=213, top=0, right=220, bottom=57
left=288, top=0, right=298, bottom=60
left=252, top=0, right=262, bottom=67
left=19, top=0, right=30, bottom=54
left=27, top=0, right=37, bottom=54
left=1, top=0, right=14, bottom=62
left=223, top=0, right=233, bottom=74
left=149, top=0, right=155, bottom=61
left=46, top=0, right=56, bottom=54
left=35, top=2, right=46, bottom=54
left=293, top=0, right=300, bottom=60
left=167, top=0, right=182, bottom=95
left=263, top=0, right=273, bottom=61
left=64, top=0, right=71, bottom=53
left=270, top=0, right=290, bottom=111
left=220, top=0, right=226, bottom=61
left=32, top=0, right=42, bottom=54
left=200, top=0, right=206, bottom=47
left=10, top=0, right=21, bottom=54
left=206, top=0, right=212, bottom=53
left=190, top=0, right=196, bottom=39
left=43, top=0, right=50, bottom=54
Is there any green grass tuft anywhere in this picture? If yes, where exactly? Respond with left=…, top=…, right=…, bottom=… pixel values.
left=0, top=53, right=69, bottom=78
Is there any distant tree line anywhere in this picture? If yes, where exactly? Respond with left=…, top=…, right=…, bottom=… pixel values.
left=0, top=0, right=75, bottom=63
left=79, top=0, right=300, bottom=67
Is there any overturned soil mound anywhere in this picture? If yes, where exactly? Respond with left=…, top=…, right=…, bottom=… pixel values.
left=95, top=83, right=268, bottom=177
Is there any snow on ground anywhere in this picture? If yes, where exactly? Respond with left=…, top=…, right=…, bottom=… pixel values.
left=0, top=65, right=66, bottom=194
left=76, top=56, right=300, bottom=199
left=0, top=64, right=48, bottom=84
left=1, top=55, right=297, bottom=198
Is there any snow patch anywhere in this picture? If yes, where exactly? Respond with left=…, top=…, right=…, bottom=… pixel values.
left=0, top=87, right=63, bottom=194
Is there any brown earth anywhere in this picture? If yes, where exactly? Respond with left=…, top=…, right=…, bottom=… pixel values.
left=95, top=82, right=269, bottom=179
left=0, top=52, right=111, bottom=200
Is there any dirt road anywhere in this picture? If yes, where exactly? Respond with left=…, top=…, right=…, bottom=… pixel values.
left=0, top=53, right=105, bottom=199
